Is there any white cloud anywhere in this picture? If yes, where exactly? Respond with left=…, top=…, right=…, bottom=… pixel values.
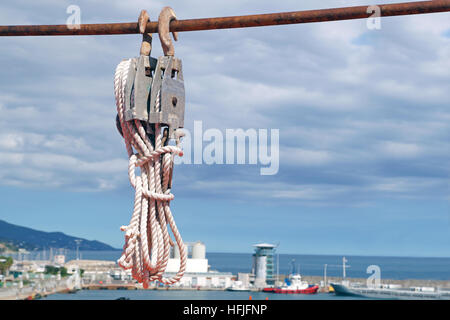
left=281, top=147, right=333, bottom=167
left=377, top=141, right=422, bottom=159
left=369, top=176, right=445, bottom=195
left=0, top=152, right=25, bottom=165
left=0, top=150, right=127, bottom=189
left=0, top=0, right=448, bottom=203
left=0, top=134, right=24, bottom=150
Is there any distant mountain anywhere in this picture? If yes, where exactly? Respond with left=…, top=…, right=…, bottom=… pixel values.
left=0, top=220, right=117, bottom=251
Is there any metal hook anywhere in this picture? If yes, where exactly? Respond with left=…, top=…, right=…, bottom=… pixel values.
left=158, top=7, right=178, bottom=56
left=138, top=10, right=152, bottom=56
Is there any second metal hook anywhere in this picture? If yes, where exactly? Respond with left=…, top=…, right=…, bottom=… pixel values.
left=158, top=7, right=178, bottom=56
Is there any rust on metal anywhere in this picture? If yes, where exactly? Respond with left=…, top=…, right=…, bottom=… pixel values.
left=138, top=10, right=152, bottom=56
left=0, top=1, right=449, bottom=37
left=158, top=6, right=179, bottom=57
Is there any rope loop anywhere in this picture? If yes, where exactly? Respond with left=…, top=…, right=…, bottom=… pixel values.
left=114, top=59, right=187, bottom=286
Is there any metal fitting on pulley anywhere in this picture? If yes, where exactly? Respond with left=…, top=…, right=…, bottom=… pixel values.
left=123, top=10, right=158, bottom=123
left=148, top=7, right=185, bottom=139
left=120, top=7, right=185, bottom=140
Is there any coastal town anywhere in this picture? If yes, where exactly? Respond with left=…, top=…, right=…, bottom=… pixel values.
left=1, top=242, right=260, bottom=300
left=1, top=243, right=449, bottom=300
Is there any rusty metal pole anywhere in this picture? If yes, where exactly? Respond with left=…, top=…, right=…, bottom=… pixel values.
left=0, top=1, right=449, bottom=37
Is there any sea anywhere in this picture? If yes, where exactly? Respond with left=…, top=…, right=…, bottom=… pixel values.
left=9, top=250, right=449, bottom=300
left=17, top=250, right=450, bottom=280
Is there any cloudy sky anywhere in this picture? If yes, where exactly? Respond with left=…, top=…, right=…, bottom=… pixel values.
left=0, top=0, right=449, bottom=257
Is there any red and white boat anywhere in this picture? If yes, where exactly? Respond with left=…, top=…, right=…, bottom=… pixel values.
left=263, top=274, right=319, bottom=294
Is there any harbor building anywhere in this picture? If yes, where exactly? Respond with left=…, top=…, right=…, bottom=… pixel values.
left=164, top=241, right=233, bottom=288
left=166, top=241, right=208, bottom=273
left=252, top=243, right=277, bottom=287
left=54, top=255, right=65, bottom=265
left=65, top=241, right=233, bottom=289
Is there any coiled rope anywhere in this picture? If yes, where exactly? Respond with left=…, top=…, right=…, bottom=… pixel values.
left=114, top=59, right=187, bottom=287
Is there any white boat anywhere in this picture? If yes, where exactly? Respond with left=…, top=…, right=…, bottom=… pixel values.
left=226, top=281, right=251, bottom=292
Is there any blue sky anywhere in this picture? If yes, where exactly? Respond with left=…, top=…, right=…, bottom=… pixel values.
left=0, top=0, right=449, bottom=257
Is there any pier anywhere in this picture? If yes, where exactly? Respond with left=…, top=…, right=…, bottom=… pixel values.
left=2, top=273, right=449, bottom=300
left=2, top=249, right=449, bottom=299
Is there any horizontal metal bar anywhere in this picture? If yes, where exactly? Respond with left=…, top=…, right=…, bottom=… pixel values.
left=0, top=1, right=449, bottom=37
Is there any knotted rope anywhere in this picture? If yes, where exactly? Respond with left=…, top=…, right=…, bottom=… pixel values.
left=114, top=59, right=187, bottom=287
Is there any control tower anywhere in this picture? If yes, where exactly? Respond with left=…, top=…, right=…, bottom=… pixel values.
left=252, top=243, right=277, bottom=287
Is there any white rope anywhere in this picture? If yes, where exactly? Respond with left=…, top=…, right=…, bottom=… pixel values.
left=114, top=59, right=187, bottom=287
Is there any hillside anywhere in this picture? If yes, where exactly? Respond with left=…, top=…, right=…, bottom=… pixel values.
left=0, top=219, right=117, bottom=251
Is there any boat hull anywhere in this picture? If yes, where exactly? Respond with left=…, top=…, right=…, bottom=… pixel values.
left=264, top=285, right=319, bottom=294
left=330, top=283, right=450, bottom=300
left=226, top=288, right=251, bottom=292
left=330, top=283, right=365, bottom=297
